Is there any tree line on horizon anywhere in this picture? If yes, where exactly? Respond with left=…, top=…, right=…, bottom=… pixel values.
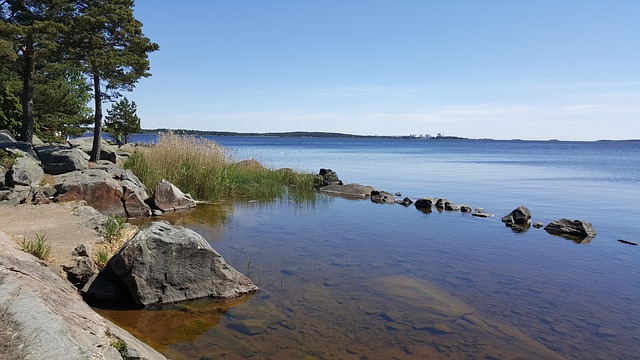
left=0, top=0, right=156, bottom=160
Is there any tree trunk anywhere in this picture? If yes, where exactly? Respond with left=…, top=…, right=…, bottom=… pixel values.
left=90, top=69, right=102, bottom=162
left=19, top=35, right=35, bottom=144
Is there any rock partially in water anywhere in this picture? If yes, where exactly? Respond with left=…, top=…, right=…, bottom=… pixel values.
left=370, top=190, right=396, bottom=204
left=85, top=222, right=258, bottom=306
left=502, top=205, right=532, bottom=226
left=314, top=168, right=341, bottom=188
left=150, top=179, right=196, bottom=212
left=396, top=197, right=413, bottom=207
left=533, top=222, right=545, bottom=229
left=414, top=198, right=434, bottom=210
left=544, top=219, right=596, bottom=242
left=318, top=183, right=376, bottom=199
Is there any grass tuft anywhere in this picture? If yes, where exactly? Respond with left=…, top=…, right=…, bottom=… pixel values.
left=21, top=233, right=52, bottom=260
left=124, top=132, right=316, bottom=202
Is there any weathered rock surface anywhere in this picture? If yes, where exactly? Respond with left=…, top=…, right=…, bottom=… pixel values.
left=502, top=206, right=532, bottom=225
left=544, top=219, right=596, bottom=240
left=314, top=168, right=341, bottom=188
left=0, top=185, right=35, bottom=205
left=55, top=168, right=150, bottom=216
left=6, top=149, right=44, bottom=187
left=396, top=197, right=413, bottom=207
left=0, top=230, right=166, bottom=360
left=85, top=222, right=258, bottom=306
left=444, top=202, right=461, bottom=211
left=0, top=130, right=16, bottom=143
left=318, top=183, right=376, bottom=199
left=434, top=199, right=449, bottom=209
left=35, top=145, right=89, bottom=175
left=151, top=179, right=196, bottom=212
left=414, top=198, right=434, bottom=210
left=370, top=190, right=396, bottom=204
left=68, top=137, right=117, bottom=163
left=232, top=159, right=268, bottom=172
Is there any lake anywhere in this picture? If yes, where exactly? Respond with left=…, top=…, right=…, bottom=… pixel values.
left=99, top=136, right=640, bottom=359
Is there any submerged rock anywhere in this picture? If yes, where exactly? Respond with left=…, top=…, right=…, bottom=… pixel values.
left=85, top=222, right=258, bottom=306
left=318, top=183, right=376, bottom=199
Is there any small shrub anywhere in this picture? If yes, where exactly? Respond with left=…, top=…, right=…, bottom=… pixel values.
left=0, top=149, right=18, bottom=169
left=110, top=339, right=127, bottom=355
left=103, top=214, right=127, bottom=242
left=21, top=233, right=52, bottom=260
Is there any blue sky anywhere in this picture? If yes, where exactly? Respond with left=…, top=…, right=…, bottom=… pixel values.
left=129, top=1, right=640, bottom=140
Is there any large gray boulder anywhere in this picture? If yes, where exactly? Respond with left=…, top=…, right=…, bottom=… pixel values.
left=0, top=130, right=16, bottom=143
left=85, top=222, right=258, bottom=306
left=6, top=149, right=44, bottom=187
left=314, top=168, right=341, bottom=188
left=151, top=179, right=196, bottom=212
left=68, top=137, right=117, bottom=163
left=55, top=167, right=150, bottom=216
left=544, top=219, right=596, bottom=241
left=502, top=205, right=532, bottom=225
left=35, top=145, right=89, bottom=175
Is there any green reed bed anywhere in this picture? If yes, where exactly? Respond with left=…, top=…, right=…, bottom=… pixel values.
left=124, top=132, right=316, bottom=202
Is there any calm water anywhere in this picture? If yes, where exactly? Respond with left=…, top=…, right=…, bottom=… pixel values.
left=102, top=136, right=640, bottom=359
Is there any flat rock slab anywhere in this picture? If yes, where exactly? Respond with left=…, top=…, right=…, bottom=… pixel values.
left=319, top=183, right=377, bottom=199
left=0, top=230, right=166, bottom=360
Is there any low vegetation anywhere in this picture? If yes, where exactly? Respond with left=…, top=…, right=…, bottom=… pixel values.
left=93, top=215, right=137, bottom=269
left=21, top=233, right=52, bottom=261
left=124, top=132, right=316, bottom=202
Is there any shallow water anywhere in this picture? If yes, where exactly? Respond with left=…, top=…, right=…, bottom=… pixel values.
left=101, top=137, right=640, bottom=359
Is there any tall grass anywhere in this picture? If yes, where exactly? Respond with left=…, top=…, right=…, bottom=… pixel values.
left=124, top=132, right=316, bottom=202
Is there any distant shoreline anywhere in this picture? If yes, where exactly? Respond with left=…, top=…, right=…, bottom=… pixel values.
left=133, top=129, right=639, bottom=142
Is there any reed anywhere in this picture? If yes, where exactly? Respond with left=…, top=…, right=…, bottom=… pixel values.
left=125, top=132, right=316, bottom=202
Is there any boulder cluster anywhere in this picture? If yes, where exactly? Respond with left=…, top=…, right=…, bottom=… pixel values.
left=315, top=168, right=597, bottom=243
left=0, top=133, right=195, bottom=217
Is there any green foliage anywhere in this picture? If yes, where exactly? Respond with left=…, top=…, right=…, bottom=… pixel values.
left=110, top=339, right=127, bottom=355
left=95, top=249, right=110, bottom=269
left=33, top=62, right=92, bottom=139
left=21, top=233, right=52, bottom=260
left=105, top=97, right=140, bottom=144
left=124, top=133, right=317, bottom=202
left=103, top=214, right=127, bottom=242
left=0, top=84, right=21, bottom=136
left=0, top=149, right=18, bottom=168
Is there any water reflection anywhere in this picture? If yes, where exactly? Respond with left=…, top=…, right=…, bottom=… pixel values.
left=95, top=295, right=253, bottom=357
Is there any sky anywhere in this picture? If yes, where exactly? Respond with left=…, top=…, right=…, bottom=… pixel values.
left=129, top=1, right=640, bottom=140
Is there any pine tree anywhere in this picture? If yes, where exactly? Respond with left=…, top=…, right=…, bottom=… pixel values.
left=67, top=0, right=158, bottom=161
left=0, top=0, right=72, bottom=143
left=105, top=97, right=139, bottom=144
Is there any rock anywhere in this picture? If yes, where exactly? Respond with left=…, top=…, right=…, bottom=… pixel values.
left=396, top=197, right=413, bottom=207
left=68, top=136, right=117, bottom=163
left=72, top=243, right=93, bottom=257
left=233, top=159, right=268, bottom=171
left=0, top=230, right=167, bottom=360
left=444, top=202, right=461, bottom=211
left=151, top=179, right=196, bottom=212
left=6, top=149, right=44, bottom=187
left=0, top=185, right=35, bottom=205
left=435, top=198, right=449, bottom=209
left=31, top=133, right=45, bottom=146
left=55, top=168, right=150, bottom=217
left=472, top=212, right=494, bottom=218
left=414, top=198, right=434, bottom=210
left=533, top=222, right=544, bottom=229
left=63, top=256, right=98, bottom=288
left=544, top=219, right=596, bottom=241
left=370, top=190, right=396, bottom=204
left=460, top=205, right=473, bottom=212
left=502, top=206, right=532, bottom=225
left=84, top=222, right=258, bottom=305
left=32, top=189, right=52, bottom=205
left=318, top=183, right=376, bottom=199
left=55, top=169, right=125, bottom=215
left=35, top=145, right=89, bottom=175
left=0, top=130, right=16, bottom=142
left=314, top=168, right=340, bottom=188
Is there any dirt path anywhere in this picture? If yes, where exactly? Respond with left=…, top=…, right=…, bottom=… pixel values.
left=0, top=202, right=104, bottom=269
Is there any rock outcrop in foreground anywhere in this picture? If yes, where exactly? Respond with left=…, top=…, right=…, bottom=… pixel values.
left=0, top=231, right=166, bottom=360
left=85, top=222, right=258, bottom=306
